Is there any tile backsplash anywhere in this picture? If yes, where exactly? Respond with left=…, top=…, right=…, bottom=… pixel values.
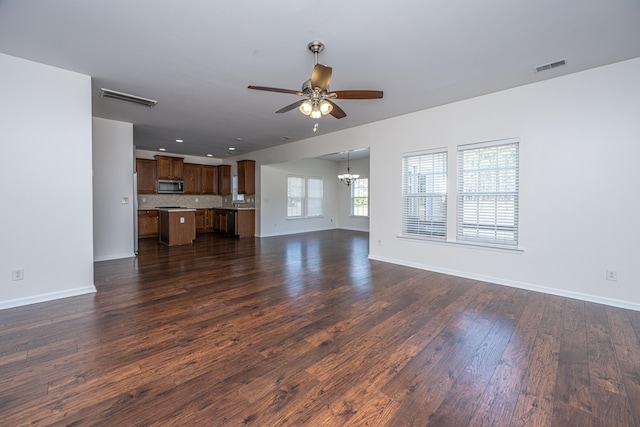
left=138, top=194, right=256, bottom=209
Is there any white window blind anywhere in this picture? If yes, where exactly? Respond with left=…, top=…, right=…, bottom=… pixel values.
left=307, top=177, right=323, bottom=217
left=287, top=176, right=305, bottom=217
left=351, top=178, right=369, bottom=217
left=457, top=139, right=519, bottom=247
left=402, top=150, right=447, bottom=238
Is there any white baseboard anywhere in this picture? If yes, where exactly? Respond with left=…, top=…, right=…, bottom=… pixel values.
left=0, top=286, right=97, bottom=310
left=368, top=254, right=640, bottom=312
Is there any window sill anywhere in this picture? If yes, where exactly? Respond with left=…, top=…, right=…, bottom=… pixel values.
left=396, top=234, right=524, bottom=254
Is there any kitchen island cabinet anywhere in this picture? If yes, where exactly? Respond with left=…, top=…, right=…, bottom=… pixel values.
left=158, top=208, right=196, bottom=246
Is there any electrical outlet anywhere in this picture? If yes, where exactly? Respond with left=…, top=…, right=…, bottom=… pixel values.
left=606, top=269, right=618, bottom=282
left=195, top=198, right=199, bottom=203
left=12, top=269, right=24, bottom=281
left=121, top=197, right=129, bottom=204
left=180, top=217, right=185, bottom=224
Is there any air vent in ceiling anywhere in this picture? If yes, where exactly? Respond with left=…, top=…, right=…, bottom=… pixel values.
left=534, top=59, right=567, bottom=73
left=100, top=88, right=158, bottom=108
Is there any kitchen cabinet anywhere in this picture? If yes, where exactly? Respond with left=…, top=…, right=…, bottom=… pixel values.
left=156, top=155, right=184, bottom=180
left=236, top=210, right=255, bottom=238
left=218, top=164, right=231, bottom=196
left=202, top=165, right=217, bottom=195
left=159, top=209, right=196, bottom=246
left=213, top=209, right=229, bottom=234
left=212, top=208, right=254, bottom=238
left=183, top=163, right=202, bottom=194
left=136, top=159, right=157, bottom=194
left=184, top=164, right=218, bottom=195
left=237, top=160, right=256, bottom=195
left=195, top=208, right=215, bottom=233
left=138, top=209, right=159, bottom=237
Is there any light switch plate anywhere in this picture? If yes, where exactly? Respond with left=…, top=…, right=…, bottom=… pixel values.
left=180, top=217, right=185, bottom=223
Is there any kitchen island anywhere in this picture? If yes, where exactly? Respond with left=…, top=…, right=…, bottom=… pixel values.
left=157, top=207, right=196, bottom=246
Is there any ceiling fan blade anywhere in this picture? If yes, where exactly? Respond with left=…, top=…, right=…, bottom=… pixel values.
left=331, top=90, right=384, bottom=99
left=248, top=85, right=300, bottom=95
left=275, top=100, right=304, bottom=114
left=327, top=100, right=346, bottom=119
left=311, top=64, right=332, bottom=91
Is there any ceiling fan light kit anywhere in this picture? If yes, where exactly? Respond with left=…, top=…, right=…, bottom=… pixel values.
left=248, top=41, right=383, bottom=121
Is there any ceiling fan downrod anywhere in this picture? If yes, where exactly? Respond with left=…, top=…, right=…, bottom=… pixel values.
left=308, top=40, right=324, bottom=66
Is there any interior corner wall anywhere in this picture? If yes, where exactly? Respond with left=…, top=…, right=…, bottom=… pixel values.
left=260, top=158, right=339, bottom=237
left=0, top=53, right=95, bottom=310
left=246, top=57, right=640, bottom=310
left=93, top=117, right=134, bottom=261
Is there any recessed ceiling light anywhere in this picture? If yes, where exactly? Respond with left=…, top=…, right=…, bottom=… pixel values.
left=159, top=148, right=167, bottom=152
left=229, top=147, right=236, bottom=151
left=176, top=139, right=183, bottom=143
left=235, top=137, right=242, bottom=141
left=207, top=154, right=213, bottom=157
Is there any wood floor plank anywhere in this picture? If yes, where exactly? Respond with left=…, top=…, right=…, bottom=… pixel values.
left=0, top=231, right=637, bottom=426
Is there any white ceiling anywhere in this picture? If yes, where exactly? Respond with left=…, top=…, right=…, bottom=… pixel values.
left=1, top=0, right=639, bottom=159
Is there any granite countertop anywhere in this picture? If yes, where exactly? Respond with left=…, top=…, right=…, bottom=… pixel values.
left=139, top=206, right=255, bottom=211
left=155, top=207, right=197, bottom=212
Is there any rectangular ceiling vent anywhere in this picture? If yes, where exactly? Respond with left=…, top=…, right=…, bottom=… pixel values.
left=100, top=88, right=158, bottom=108
left=534, top=59, right=567, bottom=73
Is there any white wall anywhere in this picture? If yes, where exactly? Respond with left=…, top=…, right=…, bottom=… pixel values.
left=93, top=117, right=135, bottom=261
left=244, top=57, right=640, bottom=310
left=260, top=158, right=339, bottom=237
left=0, top=53, right=95, bottom=309
left=336, top=157, right=370, bottom=232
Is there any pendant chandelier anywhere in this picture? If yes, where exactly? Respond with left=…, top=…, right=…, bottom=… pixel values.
left=337, top=151, right=359, bottom=187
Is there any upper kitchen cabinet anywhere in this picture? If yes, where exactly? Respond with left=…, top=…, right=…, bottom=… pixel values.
left=183, top=163, right=202, bottom=194
left=218, top=164, right=231, bottom=196
left=136, top=158, right=157, bottom=194
left=202, top=165, right=217, bottom=195
left=156, top=155, right=184, bottom=180
left=237, top=160, right=256, bottom=195
left=184, top=164, right=218, bottom=195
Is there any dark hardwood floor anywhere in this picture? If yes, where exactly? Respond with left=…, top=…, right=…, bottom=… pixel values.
left=1, top=230, right=639, bottom=426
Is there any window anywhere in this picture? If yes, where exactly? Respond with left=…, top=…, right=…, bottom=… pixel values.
left=351, top=178, right=369, bottom=217
left=287, top=176, right=305, bottom=217
left=307, top=177, right=323, bottom=217
left=287, top=175, right=324, bottom=218
left=232, top=175, right=244, bottom=202
left=402, top=150, right=447, bottom=238
left=457, top=138, right=519, bottom=247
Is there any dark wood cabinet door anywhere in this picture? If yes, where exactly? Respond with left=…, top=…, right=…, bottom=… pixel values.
left=156, top=156, right=184, bottom=180
left=218, top=165, right=231, bottom=196
left=183, top=163, right=202, bottom=194
left=201, top=165, right=215, bottom=195
left=138, top=209, right=159, bottom=237
left=136, top=159, right=157, bottom=194
left=237, top=160, right=255, bottom=195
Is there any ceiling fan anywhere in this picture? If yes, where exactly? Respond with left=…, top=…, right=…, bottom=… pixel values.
left=248, top=41, right=383, bottom=120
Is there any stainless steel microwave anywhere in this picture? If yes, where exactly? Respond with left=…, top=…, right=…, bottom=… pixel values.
left=157, top=180, right=184, bottom=194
